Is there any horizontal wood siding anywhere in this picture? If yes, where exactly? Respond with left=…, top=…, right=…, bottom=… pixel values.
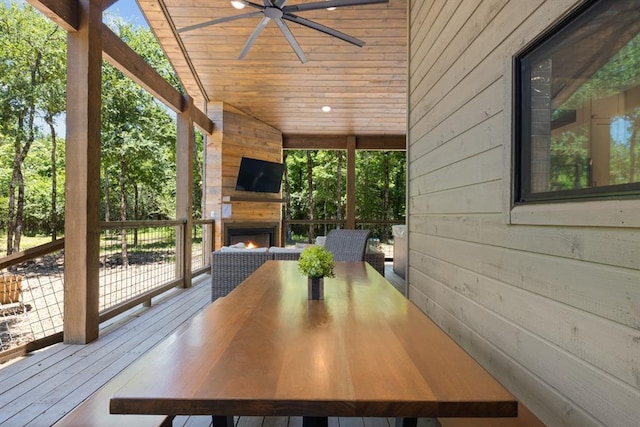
left=205, top=103, right=283, bottom=249
left=408, top=1, right=640, bottom=426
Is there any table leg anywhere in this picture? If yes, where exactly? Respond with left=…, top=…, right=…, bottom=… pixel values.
left=302, top=416, right=328, bottom=427
left=395, top=417, right=418, bottom=427
left=212, top=415, right=235, bottom=427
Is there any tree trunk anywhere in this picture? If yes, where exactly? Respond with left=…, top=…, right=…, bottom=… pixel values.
left=7, top=108, right=33, bottom=255
left=7, top=144, right=19, bottom=255
left=120, top=156, right=128, bottom=267
left=46, top=113, right=58, bottom=240
left=133, top=183, right=139, bottom=246
left=383, top=152, right=390, bottom=242
left=13, top=51, right=42, bottom=252
left=306, top=151, right=314, bottom=243
left=283, top=151, right=292, bottom=244
left=104, top=169, right=110, bottom=222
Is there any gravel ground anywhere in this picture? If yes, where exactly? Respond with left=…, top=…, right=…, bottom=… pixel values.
left=1, top=251, right=181, bottom=352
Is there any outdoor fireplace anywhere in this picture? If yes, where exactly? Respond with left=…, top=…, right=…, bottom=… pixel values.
left=224, top=223, right=279, bottom=248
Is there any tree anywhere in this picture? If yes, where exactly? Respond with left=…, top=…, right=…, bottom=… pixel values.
left=100, top=19, right=181, bottom=265
left=283, top=149, right=405, bottom=244
left=0, top=2, right=66, bottom=253
left=306, top=151, right=314, bottom=242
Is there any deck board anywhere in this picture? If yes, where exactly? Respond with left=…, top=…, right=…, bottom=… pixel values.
left=0, top=276, right=211, bottom=426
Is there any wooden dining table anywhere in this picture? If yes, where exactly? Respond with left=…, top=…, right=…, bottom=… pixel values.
left=110, top=261, right=517, bottom=425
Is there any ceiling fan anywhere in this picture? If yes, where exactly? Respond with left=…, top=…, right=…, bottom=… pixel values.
left=177, top=0, right=390, bottom=63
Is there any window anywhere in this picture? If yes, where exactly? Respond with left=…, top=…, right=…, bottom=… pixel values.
left=515, top=0, right=640, bottom=203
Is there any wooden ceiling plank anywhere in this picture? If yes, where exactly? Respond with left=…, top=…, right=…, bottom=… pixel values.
left=147, top=0, right=408, bottom=136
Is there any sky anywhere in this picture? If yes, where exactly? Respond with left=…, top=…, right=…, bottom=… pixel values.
left=8, top=0, right=146, bottom=26
left=104, top=0, right=148, bottom=27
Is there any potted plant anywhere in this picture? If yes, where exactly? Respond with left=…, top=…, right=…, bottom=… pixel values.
left=298, top=245, right=335, bottom=300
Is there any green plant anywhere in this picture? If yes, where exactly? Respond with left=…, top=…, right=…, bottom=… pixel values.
left=297, top=245, right=335, bottom=278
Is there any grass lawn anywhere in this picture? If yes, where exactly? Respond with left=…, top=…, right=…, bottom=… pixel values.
left=0, top=234, right=55, bottom=254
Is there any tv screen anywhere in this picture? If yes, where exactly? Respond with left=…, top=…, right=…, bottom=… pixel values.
left=235, top=157, right=285, bottom=194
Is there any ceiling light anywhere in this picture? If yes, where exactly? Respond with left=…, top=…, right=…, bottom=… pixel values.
left=322, top=106, right=332, bottom=113
left=325, top=0, right=336, bottom=11
left=231, top=1, right=246, bottom=9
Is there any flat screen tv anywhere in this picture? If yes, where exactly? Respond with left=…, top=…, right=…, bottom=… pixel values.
left=235, top=157, right=285, bottom=194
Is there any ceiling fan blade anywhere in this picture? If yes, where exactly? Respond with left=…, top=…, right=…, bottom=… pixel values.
left=274, top=0, right=288, bottom=6
left=283, top=13, right=364, bottom=47
left=283, top=0, right=388, bottom=13
left=273, top=18, right=308, bottom=63
left=236, top=0, right=269, bottom=9
left=238, top=16, right=272, bottom=60
left=178, top=11, right=263, bottom=33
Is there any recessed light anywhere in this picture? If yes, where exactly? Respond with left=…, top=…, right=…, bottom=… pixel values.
left=322, top=106, right=332, bottom=112
left=231, top=1, right=246, bottom=10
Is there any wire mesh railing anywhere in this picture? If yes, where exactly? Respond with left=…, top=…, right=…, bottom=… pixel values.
left=0, top=218, right=214, bottom=361
left=281, top=219, right=404, bottom=259
left=99, top=221, right=181, bottom=313
left=192, top=220, right=214, bottom=274
left=0, top=240, right=65, bottom=356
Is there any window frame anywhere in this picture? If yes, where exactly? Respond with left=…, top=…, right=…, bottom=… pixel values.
left=514, top=0, right=640, bottom=205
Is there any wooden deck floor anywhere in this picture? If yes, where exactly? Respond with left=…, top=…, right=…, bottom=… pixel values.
left=0, top=266, right=415, bottom=427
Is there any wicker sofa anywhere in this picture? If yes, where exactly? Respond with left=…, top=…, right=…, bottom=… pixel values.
left=211, top=247, right=385, bottom=301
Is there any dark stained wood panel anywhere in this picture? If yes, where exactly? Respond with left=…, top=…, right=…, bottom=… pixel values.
left=138, top=0, right=407, bottom=136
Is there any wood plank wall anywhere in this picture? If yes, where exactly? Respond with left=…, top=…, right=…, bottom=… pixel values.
left=205, top=103, right=283, bottom=249
left=407, top=1, right=640, bottom=426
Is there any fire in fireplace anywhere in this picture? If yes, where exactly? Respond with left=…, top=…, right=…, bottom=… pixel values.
left=224, top=223, right=278, bottom=248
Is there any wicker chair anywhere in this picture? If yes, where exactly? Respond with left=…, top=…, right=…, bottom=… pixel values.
left=211, top=250, right=270, bottom=300
left=324, top=229, right=371, bottom=262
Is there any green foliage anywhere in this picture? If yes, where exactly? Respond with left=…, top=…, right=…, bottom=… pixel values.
left=0, top=2, right=194, bottom=247
left=283, top=149, right=405, bottom=243
left=0, top=1, right=66, bottom=245
left=297, top=245, right=335, bottom=278
left=549, top=127, right=589, bottom=190
left=100, top=19, right=183, bottom=222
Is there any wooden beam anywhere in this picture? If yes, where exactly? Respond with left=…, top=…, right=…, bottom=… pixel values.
left=64, top=0, right=102, bottom=345
left=283, top=135, right=348, bottom=150
left=30, top=1, right=214, bottom=134
left=102, top=0, right=119, bottom=10
left=191, top=104, right=214, bottom=135
left=102, top=25, right=183, bottom=113
left=283, top=135, right=406, bottom=150
left=176, top=96, right=194, bottom=288
left=346, top=136, right=356, bottom=229
left=26, top=0, right=79, bottom=31
left=356, top=135, right=406, bottom=150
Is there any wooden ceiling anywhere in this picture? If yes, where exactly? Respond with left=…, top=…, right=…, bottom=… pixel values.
left=137, top=0, right=407, bottom=136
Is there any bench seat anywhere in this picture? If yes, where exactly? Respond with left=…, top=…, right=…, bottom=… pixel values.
left=53, top=361, right=173, bottom=427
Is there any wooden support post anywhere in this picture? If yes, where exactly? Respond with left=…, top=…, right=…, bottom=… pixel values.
left=176, top=96, right=194, bottom=288
left=63, top=0, right=102, bottom=344
left=346, top=136, right=357, bottom=229
left=203, top=220, right=215, bottom=267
